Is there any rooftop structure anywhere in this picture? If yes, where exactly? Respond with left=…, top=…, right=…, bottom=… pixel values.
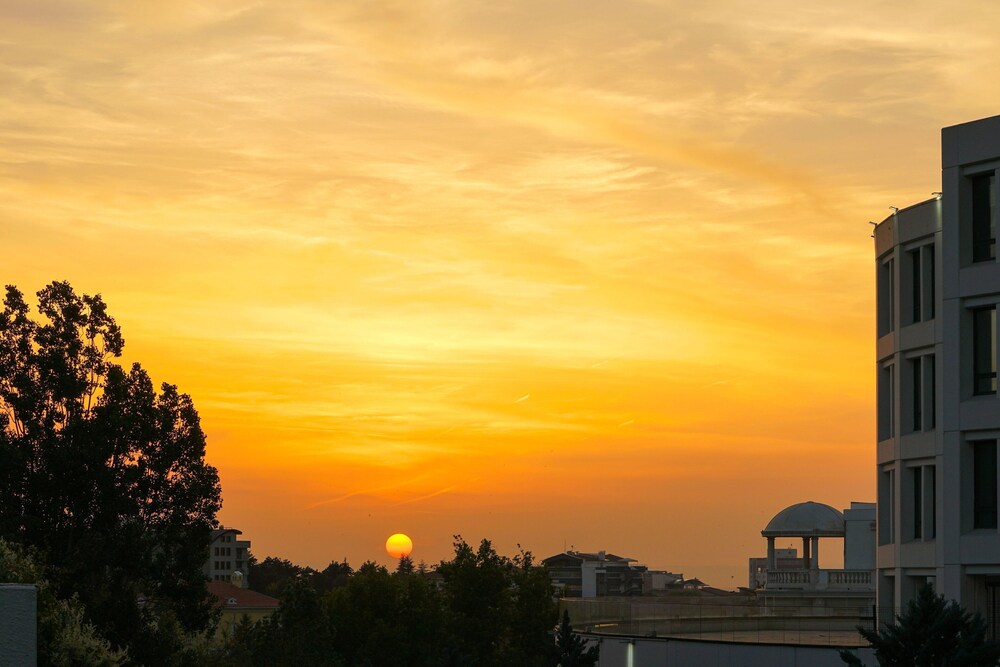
left=756, top=501, right=875, bottom=596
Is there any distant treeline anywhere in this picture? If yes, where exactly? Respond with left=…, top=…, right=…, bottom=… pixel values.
left=210, top=536, right=597, bottom=667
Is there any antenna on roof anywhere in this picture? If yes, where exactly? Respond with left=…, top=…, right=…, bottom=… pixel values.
left=889, top=206, right=899, bottom=214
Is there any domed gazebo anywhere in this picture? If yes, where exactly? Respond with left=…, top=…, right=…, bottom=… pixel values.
left=761, top=501, right=845, bottom=590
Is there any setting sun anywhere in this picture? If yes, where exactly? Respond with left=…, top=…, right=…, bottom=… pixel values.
left=385, top=533, right=414, bottom=560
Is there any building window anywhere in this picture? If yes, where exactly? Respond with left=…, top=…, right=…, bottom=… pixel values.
left=909, top=464, right=935, bottom=541
left=911, top=358, right=922, bottom=432
left=972, top=172, right=996, bottom=263
left=909, top=355, right=935, bottom=432
left=908, top=244, right=935, bottom=324
left=974, top=440, right=998, bottom=529
left=926, top=465, right=936, bottom=539
left=973, top=307, right=997, bottom=395
left=878, top=257, right=895, bottom=336
left=879, top=363, right=895, bottom=440
left=879, top=468, right=895, bottom=545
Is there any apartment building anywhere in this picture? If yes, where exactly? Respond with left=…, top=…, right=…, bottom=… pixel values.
left=204, top=526, right=251, bottom=588
left=874, top=113, right=1000, bottom=630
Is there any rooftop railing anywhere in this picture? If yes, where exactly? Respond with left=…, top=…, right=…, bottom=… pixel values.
left=561, top=596, right=878, bottom=647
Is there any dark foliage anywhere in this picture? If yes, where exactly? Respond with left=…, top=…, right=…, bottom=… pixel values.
left=437, top=536, right=559, bottom=667
left=0, top=281, right=222, bottom=664
left=396, top=554, right=415, bottom=575
left=218, top=537, right=569, bottom=666
left=841, top=585, right=1000, bottom=667
left=247, top=553, right=352, bottom=598
left=555, top=609, right=599, bottom=667
left=0, top=538, right=126, bottom=666
left=327, top=561, right=445, bottom=666
left=246, top=579, right=339, bottom=667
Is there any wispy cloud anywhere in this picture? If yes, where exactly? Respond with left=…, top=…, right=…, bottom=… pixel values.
left=3, top=0, right=998, bottom=576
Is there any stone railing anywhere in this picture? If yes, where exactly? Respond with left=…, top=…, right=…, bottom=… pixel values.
left=766, top=570, right=812, bottom=585
left=765, top=569, right=873, bottom=591
left=827, top=570, right=873, bottom=588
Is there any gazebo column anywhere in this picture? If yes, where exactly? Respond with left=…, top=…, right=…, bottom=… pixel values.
left=766, top=537, right=775, bottom=570
left=810, top=537, right=820, bottom=570
left=802, top=536, right=810, bottom=569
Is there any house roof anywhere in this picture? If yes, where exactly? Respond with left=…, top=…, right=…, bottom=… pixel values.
left=542, top=550, right=636, bottom=565
left=207, top=581, right=279, bottom=610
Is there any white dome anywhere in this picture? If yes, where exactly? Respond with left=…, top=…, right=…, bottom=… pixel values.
left=762, top=501, right=845, bottom=537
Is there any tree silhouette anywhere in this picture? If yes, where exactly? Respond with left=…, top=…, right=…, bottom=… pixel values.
left=437, top=536, right=558, bottom=666
left=841, top=585, right=1000, bottom=667
left=0, top=281, right=222, bottom=663
left=555, top=609, right=599, bottom=667
left=396, top=554, right=415, bottom=575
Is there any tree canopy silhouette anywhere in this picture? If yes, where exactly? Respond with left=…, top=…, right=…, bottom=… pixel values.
left=555, top=609, right=599, bottom=667
left=0, top=281, right=222, bottom=664
left=841, top=585, right=1000, bottom=667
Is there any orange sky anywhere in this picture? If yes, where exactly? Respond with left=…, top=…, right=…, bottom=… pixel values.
left=4, top=0, right=1000, bottom=587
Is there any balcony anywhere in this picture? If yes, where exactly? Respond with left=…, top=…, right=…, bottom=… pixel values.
left=766, top=569, right=873, bottom=592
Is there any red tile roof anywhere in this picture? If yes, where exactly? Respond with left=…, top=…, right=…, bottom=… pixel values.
left=207, top=581, right=280, bottom=610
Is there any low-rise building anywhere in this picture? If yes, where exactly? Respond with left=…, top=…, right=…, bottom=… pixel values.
left=207, top=580, right=279, bottom=636
left=543, top=550, right=647, bottom=597
left=643, top=569, right=684, bottom=594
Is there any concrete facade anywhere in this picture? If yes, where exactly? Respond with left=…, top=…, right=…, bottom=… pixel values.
left=0, top=584, right=37, bottom=666
left=874, top=113, right=1000, bottom=628
left=204, top=526, right=251, bottom=587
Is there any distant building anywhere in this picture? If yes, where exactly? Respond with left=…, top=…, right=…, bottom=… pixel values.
left=748, top=547, right=798, bottom=589
left=204, top=527, right=251, bottom=587
left=543, top=550, right=647, bottom=597
left=754, top=501, right=875, bottom=599
left=642, top=569, right=684, bottom=594
left=873, top=114, right=1000, bottom=629
left=207, top=580, right=279, bottom=636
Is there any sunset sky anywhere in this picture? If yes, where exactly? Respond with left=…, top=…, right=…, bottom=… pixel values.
left=5, top=0, right=1000, bottom=587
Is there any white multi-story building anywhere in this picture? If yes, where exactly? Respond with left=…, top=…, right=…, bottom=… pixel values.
left=203, top=526, right=251, bottom=588
left=874, top=113, right=1000, bottom=631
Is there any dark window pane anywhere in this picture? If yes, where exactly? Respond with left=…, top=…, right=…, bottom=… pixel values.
left=928, top=356, right=936, bottom=429
left=913, top=468, right=923, bottom=539
left=928, top=248, right=935, bottom=319
left=928, top=466, right=936, bottom=539
left=972, top=173, right=996, bottom=262
left=974, top=441, right=998, bottom=530
left=974, top=307, right=997, bottom=395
